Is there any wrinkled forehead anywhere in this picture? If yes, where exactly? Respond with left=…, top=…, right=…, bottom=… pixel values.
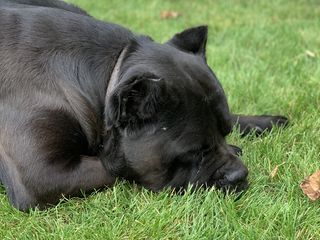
left=157, top=47, right=225, bottom=99
left=125, top=41, right=224, bottom=96
left=124, top=41, right=231, bottom=131
left=162, top=73, right=232, bottom=138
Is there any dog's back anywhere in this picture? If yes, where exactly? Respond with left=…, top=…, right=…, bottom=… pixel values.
left=0, top=0, right=88, bottom=15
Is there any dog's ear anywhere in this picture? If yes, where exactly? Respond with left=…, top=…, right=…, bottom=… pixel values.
left=105, top=73, right=163, bottom=130
left=166, top=25, right=208, bottom=59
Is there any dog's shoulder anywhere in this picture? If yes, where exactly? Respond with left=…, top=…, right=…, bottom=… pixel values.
left=0, top=0, right=88, bottom=15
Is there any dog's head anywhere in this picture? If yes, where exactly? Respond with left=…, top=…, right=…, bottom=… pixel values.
left=102, top=26, right=248, bottom=193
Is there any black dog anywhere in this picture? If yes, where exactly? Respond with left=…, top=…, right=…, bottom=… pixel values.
left=0, top=0, right=288, bottom=211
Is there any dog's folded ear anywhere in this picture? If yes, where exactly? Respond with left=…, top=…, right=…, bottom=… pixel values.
left=166, top=25, right=208, bottom=59
left=105, top=73, right=163, bottom=130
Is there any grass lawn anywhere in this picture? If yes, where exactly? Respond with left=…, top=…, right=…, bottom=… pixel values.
left=1, top=0, right=320, bottom=239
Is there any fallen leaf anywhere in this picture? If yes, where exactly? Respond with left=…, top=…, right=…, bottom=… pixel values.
left=270, top=162, right=285, bottom=179
left=305, top=50, right=316, bottom=58
left=160, top=11, right=181, bottom=20
left=300, top=170, right=320, bottom=201
left=270, top=165, right=279, bottom=178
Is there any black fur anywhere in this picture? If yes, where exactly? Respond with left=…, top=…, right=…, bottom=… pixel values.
left=0, top=0, right=288, bottom=211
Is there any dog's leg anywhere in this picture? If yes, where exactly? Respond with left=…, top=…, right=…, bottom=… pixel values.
left=1, top=154, right=114, bottom=211
left=0, top=107, right=116, bottom=211
left=231, top=114, right=288, bottom=136
left=35, top=155, right=115, bottom=208
left=0, top=153, right=115, bottom=211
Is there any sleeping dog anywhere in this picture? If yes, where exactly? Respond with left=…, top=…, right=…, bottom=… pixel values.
left=0, top=0, right=288, bottom=211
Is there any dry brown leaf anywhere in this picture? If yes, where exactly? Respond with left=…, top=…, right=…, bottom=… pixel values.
left=160, top=11, right=181, bottom=20
left=305, top=50, right=316, bottom=58
left=270, top=165, right=279, bottom=178
left=270, top=162, right=285, bottom=179
left=300, top=170, right=320, bottom=201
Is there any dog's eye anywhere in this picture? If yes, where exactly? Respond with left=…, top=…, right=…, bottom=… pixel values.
left=190, top=144, right=213, bottom=155
left=201, top=144, right=215, bottom=156
left=179, top=144, right=214, bottom=164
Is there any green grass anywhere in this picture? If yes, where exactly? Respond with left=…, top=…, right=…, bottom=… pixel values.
left=1, top=0, right=320, bottom=239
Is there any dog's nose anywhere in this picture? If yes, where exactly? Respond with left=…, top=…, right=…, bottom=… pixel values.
left=225, top=165, right=248, bottom=184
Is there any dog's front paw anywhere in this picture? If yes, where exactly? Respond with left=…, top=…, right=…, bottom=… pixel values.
left=267, top=115, right=289, bottom=126
left=260, top=115, right=289, bottom=130
left=234, top=114, right=289, bottom=137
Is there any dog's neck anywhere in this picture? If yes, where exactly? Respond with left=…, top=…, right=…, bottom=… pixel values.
left=106, top=47, right=128, bottom=99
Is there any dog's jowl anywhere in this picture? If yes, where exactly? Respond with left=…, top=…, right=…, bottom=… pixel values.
left=0, top=0, right=288, bottom=211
